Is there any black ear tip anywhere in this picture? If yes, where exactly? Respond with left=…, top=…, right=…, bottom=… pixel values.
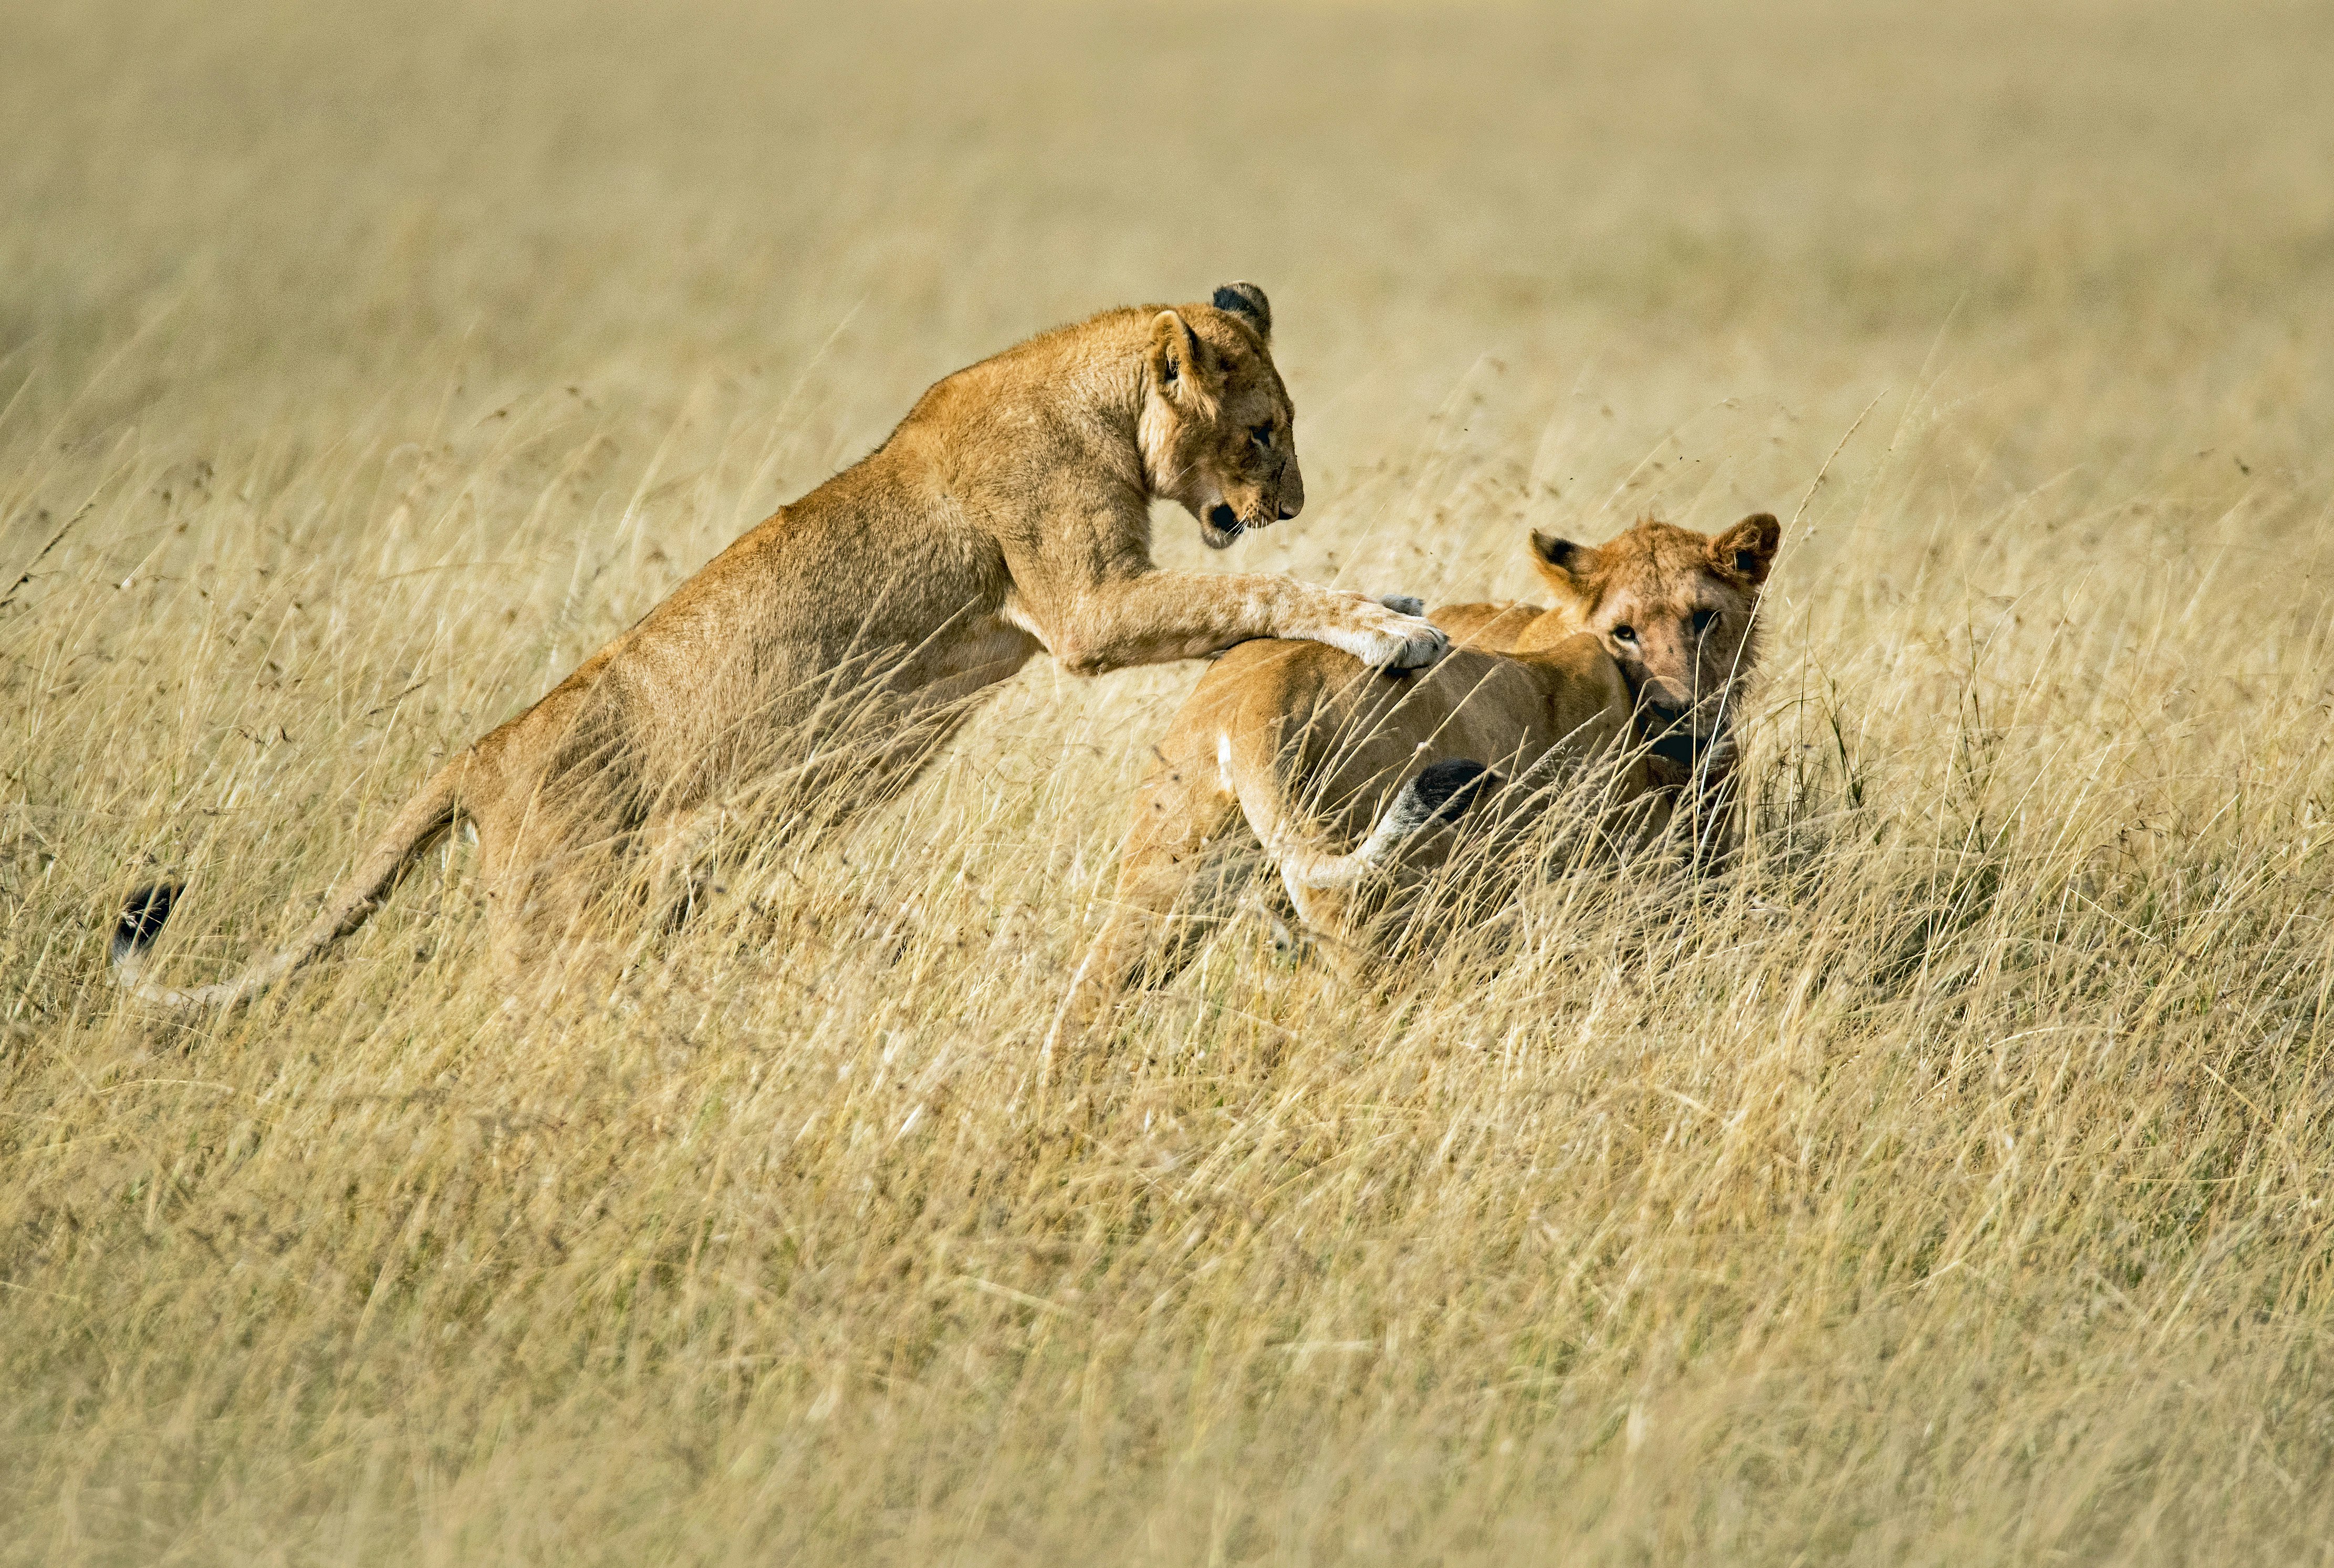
left=112, top=881, right=182, bottom=961
left=1530, top=531, right=1579, bottom=569
left=1210, top=282, right=1271, bottom=334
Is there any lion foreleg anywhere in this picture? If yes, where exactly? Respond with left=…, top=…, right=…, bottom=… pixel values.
left=1024, top=571, right=1447, bottom=676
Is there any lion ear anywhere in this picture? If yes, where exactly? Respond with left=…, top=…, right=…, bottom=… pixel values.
left=1210, top=281, right=1272, bottom=342
left=1148, top=309, right=1218, bottom=405
left=1529, top=530, right=1601, bottom=599
left=1709, top=512, right=1781, bottom=584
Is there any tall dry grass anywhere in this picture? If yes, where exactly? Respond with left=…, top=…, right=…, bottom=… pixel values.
left=6, top=0, right=2334, bottom=1561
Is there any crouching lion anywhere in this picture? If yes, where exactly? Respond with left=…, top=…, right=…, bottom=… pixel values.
left=1047, top=511, right=1779, bottom=1047
left=112, top=283, right=1452, bottom=1008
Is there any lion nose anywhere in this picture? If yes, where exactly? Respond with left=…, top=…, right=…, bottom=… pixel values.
left=1644, top=698, right=1692, bottom=732
left=1277, top=498, right=1301, bottom=520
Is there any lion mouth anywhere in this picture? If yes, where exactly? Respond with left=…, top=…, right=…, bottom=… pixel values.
left=1203, top=502, right=1246, bottom=548
left=1640, top=702, right=1725, bottom=769
left=1647, top=729, right=1703, bottom=767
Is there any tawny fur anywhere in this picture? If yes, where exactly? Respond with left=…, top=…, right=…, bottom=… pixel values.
left=112, top=285, right=1454, bottom=1008
left=1049, top=513, right=1780, bottom=1046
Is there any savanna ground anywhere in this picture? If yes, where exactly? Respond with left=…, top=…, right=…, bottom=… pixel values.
left=6, top=1, right=2334, bottom=1561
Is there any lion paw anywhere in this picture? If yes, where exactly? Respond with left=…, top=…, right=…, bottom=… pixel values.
left=1385, top=619, right=1450, bottom=670
left=1333, top=601, right=1449, bottom=671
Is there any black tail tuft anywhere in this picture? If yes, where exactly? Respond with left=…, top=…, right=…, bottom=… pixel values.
left=1380, top=759, right=1501, bottom=841
left=1408, top=758, right=1498, bottom=826
left=112, top=881, right=182, bottom=965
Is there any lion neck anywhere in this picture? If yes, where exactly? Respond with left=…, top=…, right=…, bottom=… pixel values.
left=885, top=308, right=1157, bottom=525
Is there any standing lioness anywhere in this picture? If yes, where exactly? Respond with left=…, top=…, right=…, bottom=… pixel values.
left=113, top=284, right=1449, bottom=1007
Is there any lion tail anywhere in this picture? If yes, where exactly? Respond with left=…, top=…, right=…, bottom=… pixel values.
left=1222, top=729, right=1498, bottom=895
left=111, top=757, right=467, bottom=1010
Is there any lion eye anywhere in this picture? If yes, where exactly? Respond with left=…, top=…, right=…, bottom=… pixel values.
left=1612, top=624, right=1637, bottom=643
left=1691, top=609, right=1718, bottom=636
left=1249, top=423, right=1274, bottom=451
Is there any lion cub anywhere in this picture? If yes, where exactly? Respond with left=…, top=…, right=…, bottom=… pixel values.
left=1050, top=513, right=1779, bottom=1041
left=112, top=284, right=1452, bottom=1008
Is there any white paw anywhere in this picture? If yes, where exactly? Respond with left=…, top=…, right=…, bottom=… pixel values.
left=1330, top=602, right=1449, bottom=671
left=1385, top=619, right=1450, bottom=670
left=1376, top=593, right=1425, bottom=617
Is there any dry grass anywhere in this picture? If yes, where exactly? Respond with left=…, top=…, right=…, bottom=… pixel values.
left=7, top=1, right=2334, bottom=1561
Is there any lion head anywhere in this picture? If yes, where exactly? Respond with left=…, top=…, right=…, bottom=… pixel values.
left=1139, top=281, right=1306, bottom=550
left=1525, top=513, right=1781, bottom=765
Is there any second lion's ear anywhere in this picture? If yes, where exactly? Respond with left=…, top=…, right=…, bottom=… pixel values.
left=1148, top=309, right=1216, bottom=406
left=1210, top=281, right=1272, bottom=341
left=1529, top=530, right=1601, bottom=598
left=1709, top=512, right=1781, bottom=584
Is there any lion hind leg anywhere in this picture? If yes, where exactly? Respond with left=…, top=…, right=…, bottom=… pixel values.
left=1279, top=878, right=1376, bottom=987
left=1045, top=755, right=1238, bottom=1069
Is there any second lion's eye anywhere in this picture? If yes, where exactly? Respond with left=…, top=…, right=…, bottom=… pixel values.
left=1612, top=624, right=1637, bottom=643
left=1250, top=423, right=1274, bottom=451
left=1691, top=609, right=1718, bottom=636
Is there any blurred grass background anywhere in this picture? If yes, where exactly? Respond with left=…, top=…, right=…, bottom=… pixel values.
left=5, top=1, right=2334, bottom=1562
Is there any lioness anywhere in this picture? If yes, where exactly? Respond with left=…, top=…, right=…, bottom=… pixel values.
left=1048, top=512, right=1778, bottom=1041
left=112, top=284, right=1451, bottom=1008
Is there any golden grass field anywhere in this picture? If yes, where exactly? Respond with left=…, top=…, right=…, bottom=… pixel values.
left=7, top=0, right=2334, bottom=1560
